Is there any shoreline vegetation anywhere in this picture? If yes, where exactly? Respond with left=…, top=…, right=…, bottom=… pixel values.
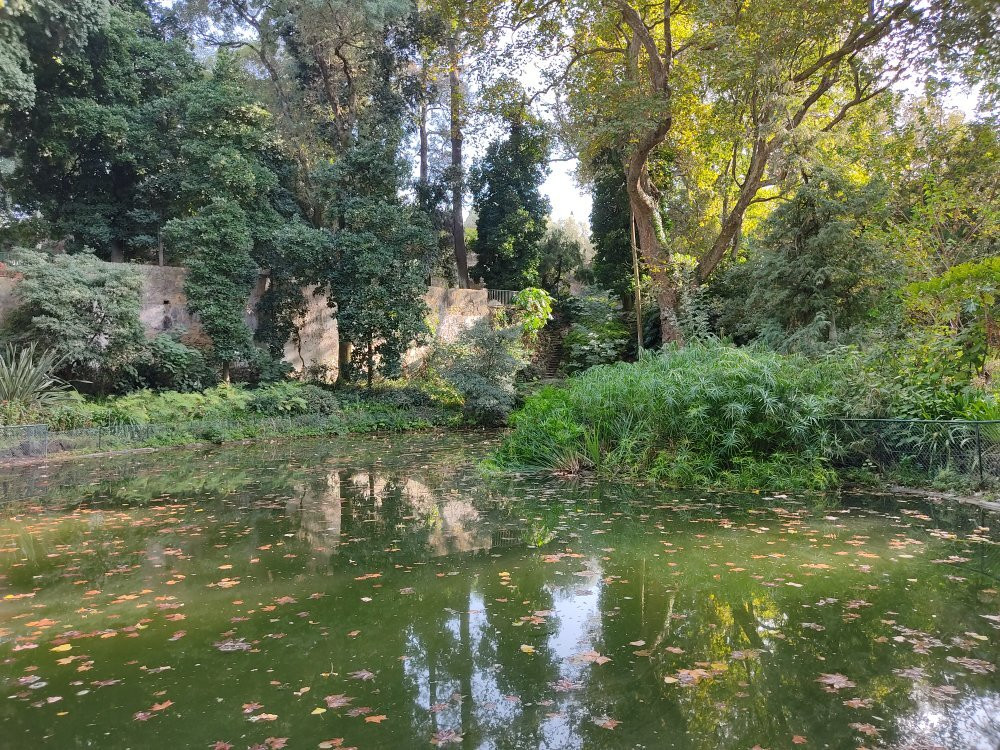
left=4, top=341, right=996, bottom=502
left=489, top=342, right=1000, bottom=495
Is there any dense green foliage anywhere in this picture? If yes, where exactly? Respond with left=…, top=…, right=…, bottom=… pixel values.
left=32, top=380, right=461, bottom=443
left=538, top=222, right=586, bottom=295
left=3, top=251, right=146, bottom=389
left=321, top=142, right=434, bottom=385
left=469, top=110, right=551, bottom=289
left=495, top=343, right=851, bottom=489
left=0, top=342, right=74, bottom=425
left=715, top=170, right=891, bottom=350
left=137, top=334, right=214, bottom=393
left=587, top=156, right=635, bottom=307
left=563, top=293, right=630, bottom=373
left=0, top=0, right=998, bottom=490
left=438, top=319, right=527, bottom=426
left=164, top=200, right=258, bottom=378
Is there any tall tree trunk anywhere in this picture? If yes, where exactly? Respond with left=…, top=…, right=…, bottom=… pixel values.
left=448, top=36, right=469, bottom=288
left=366, top=337, right=374, bottom=388
left=419, top=100, right=430, bottom=184
left=336, top=340, right=352, bottom=385
left=624, top=136, right=683, bottom=345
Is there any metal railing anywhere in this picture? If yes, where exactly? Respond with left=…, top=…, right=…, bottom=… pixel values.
left=0, top=250, right=26, bottom=269
left=487, top=289, right=519, bottom=306
left=832, top=418, right=1000, bottom=487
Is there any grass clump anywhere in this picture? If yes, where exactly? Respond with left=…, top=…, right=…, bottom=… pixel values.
left=494, top=341, right=845, bottom=490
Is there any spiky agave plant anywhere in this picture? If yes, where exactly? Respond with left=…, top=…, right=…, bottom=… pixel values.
left=0, top=343, right=74, bottom=424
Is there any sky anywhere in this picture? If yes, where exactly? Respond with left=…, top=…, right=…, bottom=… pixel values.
left=543, top=160, right=593, bottom=224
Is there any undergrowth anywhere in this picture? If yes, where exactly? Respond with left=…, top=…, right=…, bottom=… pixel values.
left=493, top=342, right=847, bottom=490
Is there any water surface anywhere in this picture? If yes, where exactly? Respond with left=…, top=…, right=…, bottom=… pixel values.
left=1, top=432, right=999, bottom=749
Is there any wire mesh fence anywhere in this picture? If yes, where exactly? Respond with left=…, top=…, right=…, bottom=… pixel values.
left=0, top=414, right=349, bottom=461
left=832, top=418, right=1000, bottom=487
left=0, top=424, right=49, bottom=460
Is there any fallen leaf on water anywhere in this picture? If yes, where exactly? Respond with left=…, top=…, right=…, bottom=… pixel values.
left=594, top=716, right=621, bottom=730
left=843, top=698, right=873, bottom=709
left=573, top=650, right=611, bottom=665
left=816, top=673, right=855, bottom=692
left=519, top=644, right=535, bottom=654
left=430, top=729, right=463, bottom=746
left=364, top=714, right=388, bottom=723
left=51, top=644, right=72, bottom=652
left=850, top=722, right=880, bottom=737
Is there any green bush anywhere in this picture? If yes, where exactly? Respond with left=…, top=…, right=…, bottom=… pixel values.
left=0, top=343, right=76, bottom=425
left=138, top=335, right=216, bottom=393
left=494, top=341, right=846, bottom=489
left=3, top=250, right=146, bottom=391
left=438, top=319, right=528, bottom=426
left=562, top=293, right=629, bottom=373
left=247, top=382, right=340, bottom=416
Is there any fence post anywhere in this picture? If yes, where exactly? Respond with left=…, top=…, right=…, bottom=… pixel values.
left=975, top=422, right=984, bottom=487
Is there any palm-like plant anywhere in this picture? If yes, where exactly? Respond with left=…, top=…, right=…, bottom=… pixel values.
left=0, top=343, right=74, bottom=424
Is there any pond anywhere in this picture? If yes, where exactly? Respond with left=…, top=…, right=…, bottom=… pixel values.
left=1, top=432, right=999, bottom=749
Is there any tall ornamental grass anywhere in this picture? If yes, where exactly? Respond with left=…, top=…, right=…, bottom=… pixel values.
left=494, top=342, right=846, bottom=489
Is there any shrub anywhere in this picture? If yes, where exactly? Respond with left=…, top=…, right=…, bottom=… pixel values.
left=248, top=382, right=339, bottom=416
left=138, top=335, right=215, bottom=393
left=439, top=319, right=528, bottom=426
left=0, top=343, right=76, bottom=425
left=3, top=250, right=146, bottom=391
left=495, top=341, right=845, bottom=489
left=562, top=293, right=629, bottom=372
left=510, top=287, right=554, bottom=343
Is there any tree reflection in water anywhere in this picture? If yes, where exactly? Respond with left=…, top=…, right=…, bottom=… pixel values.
left=0, top=432, right=998, bottom=749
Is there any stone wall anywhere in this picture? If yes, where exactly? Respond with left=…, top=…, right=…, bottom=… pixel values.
left=0, top=261, right=490, bottom=378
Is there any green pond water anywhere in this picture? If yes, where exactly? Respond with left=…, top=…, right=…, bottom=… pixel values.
left=1, top=432, right=999, bottom=750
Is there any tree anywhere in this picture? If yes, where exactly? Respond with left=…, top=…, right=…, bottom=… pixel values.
left=3, top=250, right=145, bottom=390
left=538, top=220, right=586, bottom=295
left=519, top=0, right=986, bottom=343
left=903, top=257, right=1000, bottom=380
left=889, top=104, right=1000, bottom=278
left=589, top=154, right=635, bottom=307
left=469, top=107, right=551, bottom=290
left=321, top=140, right=435, bottom=386
left=0, top=0, right=110, bottom=114
left=717, top=168, right=891, bottom=349
left=2, top=2, right=201, bottom=259
left=163, top=200, right=257, bottom=382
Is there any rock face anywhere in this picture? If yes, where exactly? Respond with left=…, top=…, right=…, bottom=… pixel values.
left=0, top=261, right=491, bottom=380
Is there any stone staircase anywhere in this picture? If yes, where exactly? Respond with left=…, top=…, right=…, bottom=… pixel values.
left=536, top=327, right=567, bottom=378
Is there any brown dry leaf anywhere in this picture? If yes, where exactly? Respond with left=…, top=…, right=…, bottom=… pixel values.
left=816, top=673, right=855, bottom=691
